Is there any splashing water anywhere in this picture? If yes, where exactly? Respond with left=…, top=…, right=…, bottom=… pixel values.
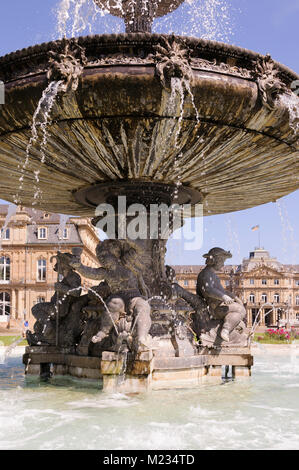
left=55, top=0, right=123, bottom=38
left=153, top=0, right=235, bottom=41
left=225, top=215, right=241, bottom=261
left=55, top=0, right=235, bottom=40
left=169, top=76, right=200, bottom=200
left=276, top=199, right=299, bottom=266
left=279, top=93, right=299, bottom=136
left=14, top=80, right=63, bottom=207
left=117, top=349, right=128, bottom=385
left=2, top=337, right=24, bottom=365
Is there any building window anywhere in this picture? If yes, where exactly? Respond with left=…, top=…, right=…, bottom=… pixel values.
left=274, top=293, right=280, bottom=303
left=36, top=296, right=46, bottom=304
left=63, top=228, right=69, bottom=239
left=184, top=280, right=189, bottom=287
left=262, top=279, right=267, bottom=285
left=250, top=279, right=254, bottom=285
left=249, top=294, right=255, bottom=303
left=37, top=259, right=47, bottom=281
left=296, top=280, right=299, bottom=286
left=261, top=293, right=268, bottom=303
left=1, top=228, right=10, bottom=240
left=296, top=296, right=299, bottom=306
left=225, top=280, right=230, bottom=287
left=274, top=279, right=279, bottom=285
left=38, top=227, right=47, bottom=240
left=0, top=292, right=10, bottom=316
left=0, top=257, right=10, bottom=282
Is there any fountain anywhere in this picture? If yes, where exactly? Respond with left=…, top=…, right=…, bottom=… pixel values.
left=0, top=0, right=298, bottom=391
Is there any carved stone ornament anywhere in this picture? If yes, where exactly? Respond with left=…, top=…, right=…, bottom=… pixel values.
left=149, top=35, right=193, bottom=91
left=190, top=57, right=252, bottom=79
left=253, top=54, right=287, bottom=110
left=47, top=38, right=87, bottom=92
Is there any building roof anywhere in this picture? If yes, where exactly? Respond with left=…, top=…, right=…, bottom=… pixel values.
left=0, top=205, right=83, bottom=245
left=26, top=223, right=82, bottom=245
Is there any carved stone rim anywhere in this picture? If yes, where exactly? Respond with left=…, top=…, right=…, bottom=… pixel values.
left=0, top=33, right=297, bottom=85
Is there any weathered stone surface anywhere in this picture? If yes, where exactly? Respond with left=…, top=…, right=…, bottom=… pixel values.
left=130, top=360, right=153, bottom=375
left=68, top=366, right=102, bottom=379
left=0, top=35, right=298, bottom=216
left=23, top=352, right=101, bottom=369
left=101, top=359, right=125, bottom=375
left=207, top=355, right=253, bottom=366
left=52, top=364, right=68, bottom=375
left=232, top=366, right=252, bottom=377
left=153, top=355, right=207, bottom=370
left=25, top=364, right=41, bottom=375
left=207, top=365, right=222, bottom=377
left=152, top=367, right=209, bottom=389
left=103, top=374, right=152, bottom=392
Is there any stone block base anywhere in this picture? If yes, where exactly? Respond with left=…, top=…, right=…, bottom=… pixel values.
left=23, top=346, right=253, bottom=391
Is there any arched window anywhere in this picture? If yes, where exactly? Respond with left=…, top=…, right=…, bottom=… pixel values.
left=274, top=293, right=280, bottom=303
left=0, top=292, right=10, bottom=316
left=37, top=259, right=47, bottom=281
left=261, top=293, right=268, bottom=303
left=249, top=293, right=255, bottom=303
left=0, top=256, right=10, bottom=282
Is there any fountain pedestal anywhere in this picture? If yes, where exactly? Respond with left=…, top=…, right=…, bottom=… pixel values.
left=23, top=345, right=253, bottom=390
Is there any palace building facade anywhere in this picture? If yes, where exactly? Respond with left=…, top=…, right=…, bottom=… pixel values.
left=174, top=248, right=299, bottom=328
left=0, top=205, right=100, bottom=327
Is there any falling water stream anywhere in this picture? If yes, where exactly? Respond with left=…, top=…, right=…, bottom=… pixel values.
left=14, top=80, right=63, bottom=207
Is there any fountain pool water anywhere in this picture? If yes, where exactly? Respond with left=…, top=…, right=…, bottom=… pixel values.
left=0, top=347, right=298, bottom=450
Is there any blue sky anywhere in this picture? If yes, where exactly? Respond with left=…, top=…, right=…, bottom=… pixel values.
left=0, top=0, right=298, bottom=265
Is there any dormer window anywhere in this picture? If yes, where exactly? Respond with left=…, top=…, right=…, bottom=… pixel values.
left=58, top=227, right=69, bottom=240
left=38, top=227, right=47, bottom=240
left=262, top=279, right=267, bottom=285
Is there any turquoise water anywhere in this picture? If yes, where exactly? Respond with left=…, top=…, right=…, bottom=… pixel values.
left=0, top=348, right=298, bottom=450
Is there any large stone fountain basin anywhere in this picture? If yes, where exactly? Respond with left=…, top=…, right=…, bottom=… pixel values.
left=0, top=33, right=298, bottom=215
